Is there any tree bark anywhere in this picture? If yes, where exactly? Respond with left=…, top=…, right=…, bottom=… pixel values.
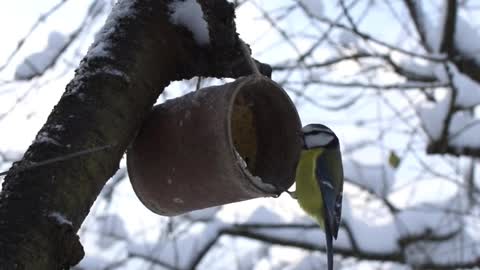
left=0, top=0, right=269, bottom=269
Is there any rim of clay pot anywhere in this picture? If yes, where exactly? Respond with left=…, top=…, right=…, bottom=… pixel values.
left=226, top=75, right=302, bottom=194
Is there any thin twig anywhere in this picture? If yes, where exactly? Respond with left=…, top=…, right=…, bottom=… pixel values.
left=0, top=144, right=115, bottom=177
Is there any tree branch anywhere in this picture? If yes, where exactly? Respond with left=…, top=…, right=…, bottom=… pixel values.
left=0, top=0, right=269, bottom=269
left=403, top=0, right=432, bottom=52
left=439, top=0, right=457, bottom=55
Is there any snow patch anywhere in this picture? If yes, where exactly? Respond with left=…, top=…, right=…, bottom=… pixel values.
left=450, top=66, right=480, bottom=108
left=234, top=150, right=276, bottom=193
left=186, top=206, right=220, bottom=220
left=419, top=64, right=480, bottom=148
left=448, top=111, right=480, bottom=148
left=454, top=16, right=480, bottom=62
left=169, top=0, right=210, bottom=45
left=398, top=59, right=436, bottom=79
left=128, top=220, right=227, bottom=269
left=344, top=159, right=395, bottom=198
left=421, top=1, right=446, bottom=53
left=245, top=206, right=285, bottom=224
left=338, top=31, right=359, bottom=50
left=94, top=214, right=129, bottom=248
left=49, top=211, right=73, bottom=226
left=15, top=31, right=67, bottom=80
left=418, top=94, right=450, bottom=140
left=34, top=131, right=61, bottom=146
left=298, top=0, right=323, bottom=18
left=87, top=0, right=137, bottom=60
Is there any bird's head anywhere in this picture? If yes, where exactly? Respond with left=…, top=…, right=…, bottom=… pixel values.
left=301, top=123, right=339, bottom=150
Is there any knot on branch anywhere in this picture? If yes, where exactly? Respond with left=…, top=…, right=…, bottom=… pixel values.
left=48, top=214, right=84, bottom=268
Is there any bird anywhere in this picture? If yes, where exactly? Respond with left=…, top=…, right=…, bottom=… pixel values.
left=290, top=123, right=344, bottom=270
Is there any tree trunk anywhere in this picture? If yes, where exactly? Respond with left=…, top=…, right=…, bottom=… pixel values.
left=0, top=0, right=269, bottom=269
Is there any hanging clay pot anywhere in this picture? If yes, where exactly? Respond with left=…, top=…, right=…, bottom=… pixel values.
left=127, top=75, right=302, bottom=216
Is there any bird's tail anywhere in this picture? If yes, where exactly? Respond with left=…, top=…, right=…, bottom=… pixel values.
left=324, top=214, right=334, bottom=270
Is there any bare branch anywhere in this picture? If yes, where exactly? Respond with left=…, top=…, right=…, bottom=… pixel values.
left=439, top=0, right=458, bottom=55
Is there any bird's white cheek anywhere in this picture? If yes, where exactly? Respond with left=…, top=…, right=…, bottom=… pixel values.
left=304, top=134, right=334, bottom=148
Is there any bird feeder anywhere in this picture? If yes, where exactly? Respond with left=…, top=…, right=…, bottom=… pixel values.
left=127, top=75, right=302, bottom=216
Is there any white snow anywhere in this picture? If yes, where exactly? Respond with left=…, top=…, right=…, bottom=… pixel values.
left=418, top=62, right=480, bottom=148
left=343, top=214, right=399, bottom=253
left=450, top=66, right=480, bottom=108
left=15, top=31, right=67, bottom=80
left=454, top=16, right=480, bottom=62
left=93, top=214, right=129, bottom=249
left=49, top=211, right=73, bottom=226
left=286, top=254, right=327, bottom=270
left=406, top=229, right=479, bottom=267
left=399, top=195, right=468, bottom=266
left=415, top=1, right=447, bottom=53
left=34, top=131, right=61, bottom=146
left=425, top=13, right=443, bottom=53
left=434, top=63, right=480, bottom=108
left=433, top=64, right=448, bottom=83
left=234, top=149, right=275, bottom=193
left=76, top=254, right=112, bottom=270
left=419, top=97, right=480, bottom=149
left=95, top=214, right=128, bottom=238
left=338, top=31, right=358, bottom=50
left=169, top=0, right=210, bottom=45
left=448, top=111, right=480, bottom=148
left=0, top=150, right=23, bottom=161
left=418, top=94, right=450, bottom=140
left=398, top=59, right=436, bottom=79
left=234, top=150, right=248, bottom=169
left=128, top=220, right=227, bottom=269
left=418, top=63, right=480, bottom=149
left=343, top=159, right=395, bottom=198
left=338, top=196, right=462, bottom=255
left=298, top=0, right=323, bottom=18
left=245, top=206, right=285, bottom=224
left=185, top=206, right=220, bottom=220
left=421, top=2, right=480, bottom=64
left=396, top=204, right=460, bottom=236
left=87, top=0, right=137, bottom=60
left=242, top=208, right=325, bottom=247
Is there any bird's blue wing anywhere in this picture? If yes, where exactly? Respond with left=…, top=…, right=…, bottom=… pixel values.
left=315, top=148, right=343, bottom=239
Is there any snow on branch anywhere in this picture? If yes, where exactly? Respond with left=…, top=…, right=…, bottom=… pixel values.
left=169, top=0, right=210, bottom=45
left=14, top=31, right=68, bottom=80
left=126, top=207, right=287, bottom=269
left=86, top=0, right=137, bottom=61
left=344, top=159, right=395, bottom=199
left=455, top=16, right=480, bottom=63
left=298, top=0, right=324, bottom=18
left=418, top=64, right=480, bottom=156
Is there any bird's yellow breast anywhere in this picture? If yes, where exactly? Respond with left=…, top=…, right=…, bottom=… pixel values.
left=295, top=148, right=325, bottom=226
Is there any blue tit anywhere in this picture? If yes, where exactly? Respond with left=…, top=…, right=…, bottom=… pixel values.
left=292, top=123, right=344, bottom=270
